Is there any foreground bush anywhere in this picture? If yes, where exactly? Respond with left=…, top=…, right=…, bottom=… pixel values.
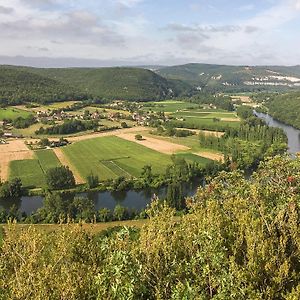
left=0, top=155, right=300, bottom=299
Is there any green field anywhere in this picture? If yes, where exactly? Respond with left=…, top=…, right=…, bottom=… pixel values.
left=142, top=100, right=200, bottom=112
left=0, top=108, right=30, bottom=120
left=35, top=150, right=62, bottom=172
left=9, top=150, right=62, bottom=188
left=62, top=136, right=173, bottom=180
left=9, top=159, right=46, bottom=188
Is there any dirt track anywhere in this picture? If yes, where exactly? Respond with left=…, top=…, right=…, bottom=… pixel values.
left=52, top=148, right=85, bottom=184
left=116, top=133, right=190, bottom=154
left=0, top=140, right=34, bottom=181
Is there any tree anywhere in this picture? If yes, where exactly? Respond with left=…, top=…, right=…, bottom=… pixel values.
left=121, top=122, right=128, bottom=128
left=46, top=166, right=76, bottom=190
left=113, top=204, right=127, bottom=221
left=0, top=178, right=22, bottom=199
left=135, top=134, right=143, bottom=140
left=98, top=207, right=111, bottom=222
left=87, top=172, right=99, bottom=188
left=141, top=165, right=153, bottom=185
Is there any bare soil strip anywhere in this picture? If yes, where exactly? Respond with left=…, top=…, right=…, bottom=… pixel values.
left=0, top=140, right=34, bottom=181
left=116, top=133, right=190, bottom=154
left=193, top=151, right=224, bottom=162
left=52, top=148, right=85, bottom=184
left=58, top=126, right=149, bottom=143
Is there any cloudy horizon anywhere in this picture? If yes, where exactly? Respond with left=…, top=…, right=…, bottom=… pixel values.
left=1, top=0, right=300, bottom=67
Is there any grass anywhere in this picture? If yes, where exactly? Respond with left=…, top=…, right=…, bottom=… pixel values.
left=62, top=136, right=172, bottom=180
left=142, top=100, right=200, bottom=112
left=9, top=150, right=61, bottom=188
left=9, top=159, right=46, bottom=188
left=0, top=107, right=31, bottom=121
left=35, top=150, right=62, bottom=172
left=12, top=123, right=51, bottom=137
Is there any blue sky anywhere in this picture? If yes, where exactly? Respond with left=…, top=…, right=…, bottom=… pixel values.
left=0, top=0, right=300, bottom=66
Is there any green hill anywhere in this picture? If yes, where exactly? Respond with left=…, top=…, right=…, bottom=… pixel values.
left=156, top=63, right=300, bottom=92
left=0, top=65, right=190, bottom=104
left=0, top=66, right=86, bottom=105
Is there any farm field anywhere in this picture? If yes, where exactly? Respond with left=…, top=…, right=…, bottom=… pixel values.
left=142, top=100, right=200, bottom=112
left=142, top=131, right=223, bottom=154
left=9, top=159, right=47, bottom=188
left=9, top=149, right=61, bottom=188
left=62, top=136, right=173, bottom=180
left=0, top=107, right=31, bottom=120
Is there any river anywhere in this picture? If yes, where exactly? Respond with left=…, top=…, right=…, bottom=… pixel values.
left=254, top=111, right=300, bottom=153
left=0, top=179, right=202, bottom=215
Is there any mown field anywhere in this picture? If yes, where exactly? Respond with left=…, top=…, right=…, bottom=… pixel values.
left=9, top=150, right=61, bottom=188
left=0, top=107, right=30, bottom=120
left=62, top=136, right=173, bottom=180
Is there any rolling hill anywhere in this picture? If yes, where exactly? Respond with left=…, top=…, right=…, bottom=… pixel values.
left=0, top=65, right=191, bottom=104
left=156, top=63, right=300, bottom=92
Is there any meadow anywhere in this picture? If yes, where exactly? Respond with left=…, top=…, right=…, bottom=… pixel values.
left=0, top=107, right=30, bottom=120
left=62, top=136, right=173, bottom=180
left=9, top=150, right=61, bottom=188
left=142, top=100, right=200, bottom=112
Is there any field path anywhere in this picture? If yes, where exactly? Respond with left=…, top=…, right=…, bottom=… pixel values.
left=116, top=133, right=190, bottom=154
left=194, top=151, right=224, bottom=162
left=176, top=128, right=225, bottom=137
left=0, top=140, right=34, bottom=181
left=52, top=148, right=85, bottom=184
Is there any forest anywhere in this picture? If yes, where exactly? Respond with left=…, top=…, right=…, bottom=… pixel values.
left=1, top=155, right=300, bottom=299
left=263, top=92, right=300, bottom=129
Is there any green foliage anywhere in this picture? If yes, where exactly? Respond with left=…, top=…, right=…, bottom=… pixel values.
left=12, top=114, right=36, bottom=129
left=0, top=66, right=87, bottom=104
left=135, top=134, right=143, bottom=140
left=266, top=92, right=300, bottom=129
left=36, top=119, right=98, bottom=135
left=46, top=166, right=75, bottom=190
left=2, top=156, right=300, bottom=298
left=0, top=178, right=22, bottom=199
left=87, top=172, right=99, bottom=189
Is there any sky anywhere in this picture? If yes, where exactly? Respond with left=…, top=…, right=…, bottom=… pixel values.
left=0, top=0, right=300, bottom=67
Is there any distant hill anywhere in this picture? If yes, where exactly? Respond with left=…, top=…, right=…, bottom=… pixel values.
left=0, top=65, right=190, bottom=104
left=156, top=63, right=300, bottom=92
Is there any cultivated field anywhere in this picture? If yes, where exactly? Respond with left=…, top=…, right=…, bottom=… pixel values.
left=9, top=149, right=62, bottom=188
left=62, top=136, right=173, bottom=181
left=0, top=140, right=34, bottom=181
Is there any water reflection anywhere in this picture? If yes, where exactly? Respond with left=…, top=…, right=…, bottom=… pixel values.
left=0, top=178, right=203, bottom=214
